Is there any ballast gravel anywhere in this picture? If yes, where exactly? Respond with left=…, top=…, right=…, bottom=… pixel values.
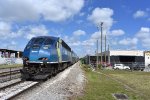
left=0, top=78, right=21, bottom=89
left=13, top=62, right=85, bottom=100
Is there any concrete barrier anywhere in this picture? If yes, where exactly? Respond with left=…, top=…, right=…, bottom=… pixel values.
left=0, top=58, right=23, bottom=65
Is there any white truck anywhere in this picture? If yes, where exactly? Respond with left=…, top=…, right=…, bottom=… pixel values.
left=114, top=64, right=130, bottom=70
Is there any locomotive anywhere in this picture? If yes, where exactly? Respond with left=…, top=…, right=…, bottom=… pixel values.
left=20, top=36, right=78, bottom=80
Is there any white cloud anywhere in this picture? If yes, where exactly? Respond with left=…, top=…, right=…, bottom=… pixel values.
left=63, top=30, right=87, bottom=46
left=18, top=25, right=49, bottom=39
left=81, top=39, right=95, bottom=46
left=136, top=27, right=150, bottom=48
left=63, top=35, right=79, bottom=46
left=91, top=31, right=100, bottom=39
left=136, top=27, right=150, bottom=39
left=73, top=30, right=86, bottom=36
left=0, top=0, right=39, bottom=21
left=40, top=0, right=84, bottom=22
left=0, top=21, right=11, bottom=34
left=0, top=0, right=84, bottom=22
left=63, top=29, right=95, bottom=56
left=0, top=21, right=22, bottom=39
left=71, top=41, right=81, bottom=46
left=79, top=12, right=85, bottom=16
left=63, top=29, right=97, bottom=57
left=133, top=10, right=147, bottom=18
left=119, top=38, right=138, bottom=46
left=91, top=31, right=107, bottom=39
left=0, top=23, right=49, bottom=40
left=11, top=41, right=17, bottom=45
left=87, top=7, right=114, bottom=30
left=110, top=29, right=125, bottom=36
left=76, top=20, right=84, bottom=24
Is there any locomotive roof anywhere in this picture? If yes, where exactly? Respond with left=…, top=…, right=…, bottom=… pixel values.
left=32, top=36, right=58, bottom=40
left=33, top=36, right=71, bottom=51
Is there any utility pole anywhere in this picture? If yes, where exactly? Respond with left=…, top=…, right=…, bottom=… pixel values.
left=105, top=34, right=106, bottom=66
left=100, top=22, right=103, bottom=65
left=96, top=40, right=98, bottom=69
left=108, top=44, right=110, bottom=64
left=89, top=54, right=90, bottom=65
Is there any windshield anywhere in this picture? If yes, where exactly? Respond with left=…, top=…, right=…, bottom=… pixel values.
left=44, top=38, right=54, bottom=45
left=25, top=38, right=45, bottom=49
left=33, top=38, right=45, bottom=45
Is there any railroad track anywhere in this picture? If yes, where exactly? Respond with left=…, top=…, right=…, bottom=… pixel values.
left=0, top=81, right=39, bottom=100
left=0, top=69, right=21, bottom=83
left=0, top=70, right=20, bottom=78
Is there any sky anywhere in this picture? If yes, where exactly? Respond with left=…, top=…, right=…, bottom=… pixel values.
left=0, top=0, right=150, bottom=57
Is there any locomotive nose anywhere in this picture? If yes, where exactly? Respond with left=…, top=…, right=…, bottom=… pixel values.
left=29, top=49, right=40, bottom=61
left=29, top=47, right=50, bottom=62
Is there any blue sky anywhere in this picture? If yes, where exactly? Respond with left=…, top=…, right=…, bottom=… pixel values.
left=0, top=0, right=150, bottom=57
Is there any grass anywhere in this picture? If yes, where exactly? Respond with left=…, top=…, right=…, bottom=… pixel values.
left=78, top=64, right=150, bottom=100
left=102, top=70, right=150, bottom=100
left=0, top=64, right=22, bottom=69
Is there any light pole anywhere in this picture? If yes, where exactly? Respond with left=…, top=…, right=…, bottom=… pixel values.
left=100, top=22, right=103, bottom=65
left=105, top=34, right=106, bottom=66
left=108, top=44, right=110, bottom=64
left=96, top=40, right=98, bottom=69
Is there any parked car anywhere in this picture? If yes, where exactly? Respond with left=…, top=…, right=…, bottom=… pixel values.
left=114, top=64, right=130, bottom=70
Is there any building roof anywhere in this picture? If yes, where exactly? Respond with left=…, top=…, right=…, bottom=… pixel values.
left=0, top=48, right=22, bottom=53
left=109, top=50, right=143, bottom=56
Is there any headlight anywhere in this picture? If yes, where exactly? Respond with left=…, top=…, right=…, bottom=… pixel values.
left=43, top=45, right=50, bottom=49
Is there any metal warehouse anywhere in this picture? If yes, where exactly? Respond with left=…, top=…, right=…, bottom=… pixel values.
left=84, top=50, right=149, bottom=68
left=105, top=50, right=144, bottom=67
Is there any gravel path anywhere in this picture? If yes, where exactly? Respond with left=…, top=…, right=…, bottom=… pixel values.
left=12, top=62, right=85, bottom=100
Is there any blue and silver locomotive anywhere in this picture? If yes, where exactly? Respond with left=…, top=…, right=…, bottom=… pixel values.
left=20, top=36, right=78, bottom=80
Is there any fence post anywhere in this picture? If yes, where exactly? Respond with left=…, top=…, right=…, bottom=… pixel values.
left=10, top=67, right=11, bottom=80
left=131, top=63, right=133, bottom=72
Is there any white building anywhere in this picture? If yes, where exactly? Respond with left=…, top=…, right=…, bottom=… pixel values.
left=144, top=51, right=150, bottom=67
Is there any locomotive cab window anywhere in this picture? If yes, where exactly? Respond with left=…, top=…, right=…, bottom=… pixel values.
left=26, top=38, right=35, bottom=49
left=44, top=38, right=54, bottom=45
left=32, top=38, right=45, bottom=49
left=33, top=38, right=45, bottom=45
left=43, top=38, right=54, bottom=49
